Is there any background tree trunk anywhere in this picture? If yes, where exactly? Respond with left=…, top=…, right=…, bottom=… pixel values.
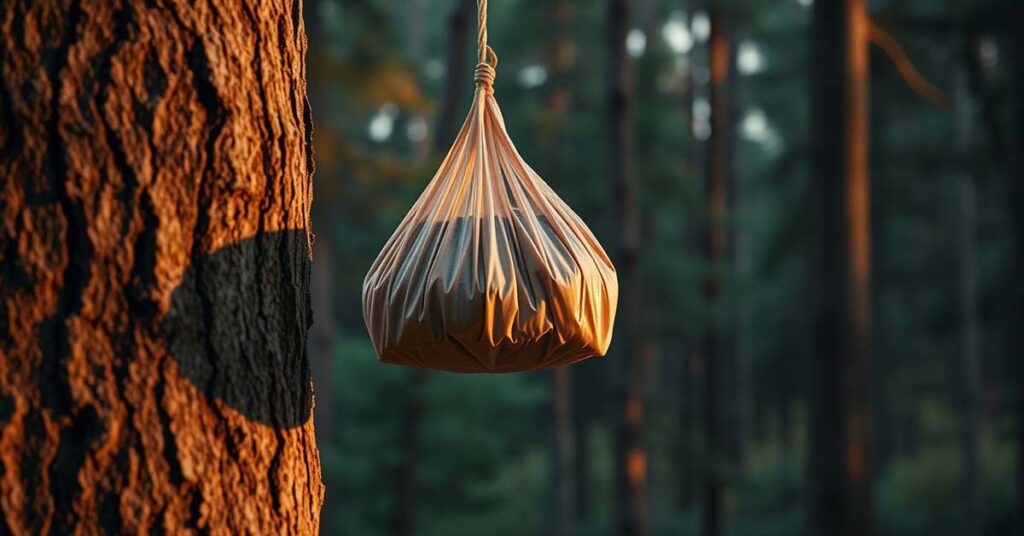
left=310, top=241, right=336, bottom=444
left=678, top=10, right=701, bottom=511
left=607, top=0, right=646, bottom=534
left=702, top=11, right=731, bottom=536
left=545, top=3, right=577, bottom=535
left=391, top=1, right=480, bottom=528
left=393, top=369, right=426, bottom=536
left=0, top=0, right=322, bottom=533
left=434, top=0, right=474, bottom=153
left=998, top=1, right=1024, bottom=523
left=304, top=0, right=336, bottom=450
left=953, top=39, right=983, bottom=536
left=406, top=0, right=425, bottom=61
left=730, top=36, right=754, bottom=475
left=811, top=0, right=873, bottom=535
left=551, top=366, right=576, bottom=536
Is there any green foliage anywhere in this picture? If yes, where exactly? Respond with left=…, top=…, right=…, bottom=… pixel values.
left=876, top=409, right=1017, bottom=536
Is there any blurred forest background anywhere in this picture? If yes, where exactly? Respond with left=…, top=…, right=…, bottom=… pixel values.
left=303, top=0, right=1024, bottom=535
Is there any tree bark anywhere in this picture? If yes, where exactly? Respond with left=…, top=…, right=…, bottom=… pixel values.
left=701, top=12, right=731, bottom=536
left=810, top=0, right=873, bottom=535
left=0, top=1, right=323, bottom=534
left=606, top=0, right=646, bottom=535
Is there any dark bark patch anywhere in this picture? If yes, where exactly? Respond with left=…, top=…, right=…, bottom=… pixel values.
left=37, top=0, right=91, bottom=418
left=127, top=192, right=161, bottom=324
left=0, top=390, right=13, bottom=424
left=163, top=229, right=313, bottom=429
left=0, top=79, right=22, bottom=164
left=49, top=404, right=102, bottom=535
left=134, top=49, right=167, bottom=130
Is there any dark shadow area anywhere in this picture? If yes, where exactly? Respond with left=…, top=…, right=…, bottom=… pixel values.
left=163, top=229, right=313, bottom=429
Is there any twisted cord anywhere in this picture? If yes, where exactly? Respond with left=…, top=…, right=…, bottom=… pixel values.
left=474, top=0, right=498, bottom=94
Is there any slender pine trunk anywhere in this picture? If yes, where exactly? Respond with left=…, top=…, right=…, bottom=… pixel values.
left=701, top=12, right=731, bottom=536
left=953, top=38, right=983, bottom=536
left=607, top=0, right=646, bottom=534
left=434, top=0, right=474, bottom=152
left=547, top=2, right=577, bottom=534
left=1000, top=0, right=1024, bottom=524
left=810, top=0, right=873, bottom=534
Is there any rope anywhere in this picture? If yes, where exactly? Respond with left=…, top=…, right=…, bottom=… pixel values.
left=474, top=0, right=498, bottom=94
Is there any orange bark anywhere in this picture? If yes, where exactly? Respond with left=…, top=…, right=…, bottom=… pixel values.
left=0, top=0, right=322, bottom=533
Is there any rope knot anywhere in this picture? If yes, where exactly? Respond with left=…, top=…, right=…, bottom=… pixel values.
left=475, top=62, right=496, bottom=94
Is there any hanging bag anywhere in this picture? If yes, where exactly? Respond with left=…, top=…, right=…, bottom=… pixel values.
left=362, top=0, right=617, bottom=372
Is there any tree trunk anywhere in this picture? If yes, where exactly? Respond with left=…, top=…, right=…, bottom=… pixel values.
left=393, top=369, right=426, bottom=536
left=304, top=0, right=336, bottom=449
left=728, top=27, right=753, bottom=476
left=953, top=39, right=983, bottom=536
left=391, top=1, right=479, bottom=527
left=406, top=0, right=425, bottom=61
left=310, top=240, right=336, bottom=444
left=552, top=367, right=576, bottom=536
left=433, top=0, right=474, bottom=153
left=702, top=12, right=731, bottom=536
left=678, top=10, right=701, bottom=511
left=0, top=1, right=322, bottom=533
left=573, top=401, right=592, bottom=522
left=1001, top=1, right=1024, bottom=523
left=810, top=0, right=873, bottom=535
left=546, top=3, right=577, bottom=535
left=677, top=349, right=700, bottom=510
left=607, top=0, right=646, bottom=534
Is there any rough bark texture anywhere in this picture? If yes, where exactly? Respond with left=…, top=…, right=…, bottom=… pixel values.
left=810, top=0, right=873, bottom=534
left=607, top=0, right=646, bottom=534
left=0, top=0, right=323, bottom=534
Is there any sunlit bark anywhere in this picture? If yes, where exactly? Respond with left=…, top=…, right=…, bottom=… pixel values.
left=0, top=0, right=322, bottom=533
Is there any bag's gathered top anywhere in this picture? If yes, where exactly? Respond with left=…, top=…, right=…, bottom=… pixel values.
left=362, top=0, right=618, bottom=373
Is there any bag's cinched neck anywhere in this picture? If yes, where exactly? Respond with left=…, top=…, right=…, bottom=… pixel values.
left=474, top=0, right=498, bottom=95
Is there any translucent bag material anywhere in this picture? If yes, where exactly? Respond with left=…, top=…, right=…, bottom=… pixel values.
left=362, top=15, right=617, bottom=373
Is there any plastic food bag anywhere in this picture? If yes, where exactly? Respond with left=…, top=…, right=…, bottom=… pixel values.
left=362, top=11, right=617, bottom=373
